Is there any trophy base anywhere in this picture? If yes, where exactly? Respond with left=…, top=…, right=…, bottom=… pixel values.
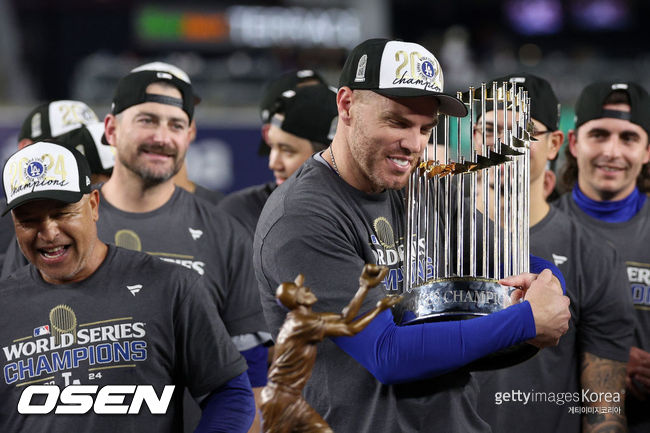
left=394, top=277, right=539, bottom=370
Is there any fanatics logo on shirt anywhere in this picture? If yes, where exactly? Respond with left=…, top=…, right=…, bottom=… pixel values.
left=189, top=228, right=203, bottom=240
left=552, top=253, right=567, bottom=266
left=127, top=284, right=143, bottom=296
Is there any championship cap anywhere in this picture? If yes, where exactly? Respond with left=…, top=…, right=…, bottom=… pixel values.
left=2, top=141, right=92, bottom=215
left=58, top=122, right=115, bottom=175
left=487, top=73, right=560, bottom=131
left=259, top=69, right=327, bottom=123
left=338, top=38, right=467, bottom=118
left=574, top=81, right=650, bottom=134
left=268, top=83, right=338, bottom=148
left=111, top=62, right=199, bottom=121
left=19, top=100, right=99, bottom=142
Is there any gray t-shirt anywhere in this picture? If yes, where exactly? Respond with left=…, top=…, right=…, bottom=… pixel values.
left=96, top=186, right=267, bottom=338
left=0, top=245, right=246, bottom=433
left=476, top=206, right=634, bottom=433
left=0, top=214, right=15, bottom=269
left=555, top=192, right=650, bottom=432
left=193, top=184, right=225, bottom=206
left=218, top=182, right=276, bottom=235
left=255, top=155, right=495, bottom=433
left=1, top=187, right=266, bottom=337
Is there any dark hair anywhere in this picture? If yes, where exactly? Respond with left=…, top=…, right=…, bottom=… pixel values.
left=310, top=141, right=328, bottom=152
left=560, top=90, right=650, bottom=193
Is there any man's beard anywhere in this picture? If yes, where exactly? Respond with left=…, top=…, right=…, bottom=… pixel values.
left=120, top=143, right=184, bottom=189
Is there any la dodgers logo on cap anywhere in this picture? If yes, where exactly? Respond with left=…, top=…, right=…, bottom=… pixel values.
left=25, top=160, right=46, bottom=180
left=2, top=141, right=92, bottom=215
left=379, top=41, right=444, bottom=93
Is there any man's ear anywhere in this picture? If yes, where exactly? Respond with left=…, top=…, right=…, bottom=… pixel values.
left=261, top=123, right=271, bottom=145
left=189, top=120, right=197, bottom=143
left=337, top=87, right=354, bottom=126
left=104, top=114, right=118, bottom=147
left=18, top=138, right=33, bottom=150
left=547, top=130, right=565, bottom=161
left=568, top=129, right=578, bottom=158
left=88, top=189, right=100, bottom=222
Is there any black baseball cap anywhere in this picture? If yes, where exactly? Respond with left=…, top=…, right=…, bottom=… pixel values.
left=338, top=38, right=467, bottom=118
left=268, top=83, right=338, bottom=147
left=111, top=62, right=199, bottom=121
left=58, top=122, right=115, bottom=175
left=19, top=100, right=99, bottom=142
left=487, top=73, right=560, bottom=131
left=574, top=81, right=650, bottom=134
left=259, top=69, right=327, bottom=123
left=2, top=141, right=92, bottom=215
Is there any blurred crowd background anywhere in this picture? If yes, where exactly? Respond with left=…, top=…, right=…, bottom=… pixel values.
left=0, top=0, right=648, bottom=194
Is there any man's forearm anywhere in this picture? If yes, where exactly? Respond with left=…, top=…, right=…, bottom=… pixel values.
left=581, top=352, right=627, bottom=433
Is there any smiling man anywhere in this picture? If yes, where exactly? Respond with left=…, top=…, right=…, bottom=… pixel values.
left=254, top=38, right=571, bottom=433
left=470, top=74, right=633, bottom=433
left=218, top=78, right=337, bottom=237
left=0, top=141, right=253, bottom=432
left=100, top=62, right=270, bottom=432
left=557, top=81, right=650, bottom=433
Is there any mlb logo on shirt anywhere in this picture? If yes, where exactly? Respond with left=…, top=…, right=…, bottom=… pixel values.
left=34, top=325, right=50, bottom=337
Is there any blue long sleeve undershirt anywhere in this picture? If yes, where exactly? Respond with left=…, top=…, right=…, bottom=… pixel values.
left=332, top=302, right=535, bottom=385
left=331, top=255, right=564, bottom=385
left=240, top=344, right=268, bottom=387
left=194, top=371, right=255, bottom=433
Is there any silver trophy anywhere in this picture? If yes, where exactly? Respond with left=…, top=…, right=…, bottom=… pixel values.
left=393, top=81, right=537, bottom=369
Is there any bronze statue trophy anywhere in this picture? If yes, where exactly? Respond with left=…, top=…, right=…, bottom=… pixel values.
left=261, top=264, right=402, bottom=433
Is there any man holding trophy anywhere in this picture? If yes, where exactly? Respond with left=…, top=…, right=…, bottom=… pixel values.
left=254, top=38, right=571, bottom=432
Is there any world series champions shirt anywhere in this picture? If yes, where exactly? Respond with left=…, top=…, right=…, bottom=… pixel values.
left=555, top=193, right=650, bottom=432
left=95, top=186, right=267, bottom=339
left=0, top=245, right=247, bottom=433
left=476, top=206, right=634, bottom=433
left=1, top=187, right=268, bottom=340
left=254, top=155, right=494, bottom=433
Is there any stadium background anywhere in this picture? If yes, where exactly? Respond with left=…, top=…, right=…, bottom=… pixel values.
left=0, top=0, right=647, bottom=194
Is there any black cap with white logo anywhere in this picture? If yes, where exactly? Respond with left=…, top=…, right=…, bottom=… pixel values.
left=486, top=73, right=561, bottom=131
left=259, top=69, right=327, bottom=124
left=58, top=122, right=115, bottom=175
left=111, top=62, right=199, bottom=121
left=574, top=81, right=650, bottom=134
left=2, top=141, right=92, bottom=215
left=338, top=38, right=467, bottom=118
left=268, top=83, right=338, bottom=148
left=19, top=100, right=99, bottom=142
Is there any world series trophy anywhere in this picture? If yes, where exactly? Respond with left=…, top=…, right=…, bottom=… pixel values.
left=393, top=81, right=537, bottom=369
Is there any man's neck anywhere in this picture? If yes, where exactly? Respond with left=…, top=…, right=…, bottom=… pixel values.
left=328, top=139, right=379, bottom=194
left=529, top=178, right=550, bottom=227
left=172, top=165, right=197, bottom=193
left=101, top=167, right=176, bottom=213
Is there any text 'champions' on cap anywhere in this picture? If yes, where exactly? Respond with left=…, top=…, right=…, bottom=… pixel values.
left=338, top=38, right=467, bottom=118
left=2, top=141, right=92, bottom=215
